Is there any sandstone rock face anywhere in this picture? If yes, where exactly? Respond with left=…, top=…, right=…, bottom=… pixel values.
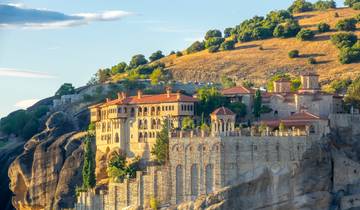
left=8, top=112, right=86, bottom=210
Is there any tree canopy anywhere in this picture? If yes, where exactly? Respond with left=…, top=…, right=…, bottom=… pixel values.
left=129, top=54, right=148, bottom=69
left=55, top=83, right=75, bottom=96
left=82, top=135, right=96, bottom=189
left=149, top=50, right=165, bottom=62
left=151, top=122, right=169, bottom=164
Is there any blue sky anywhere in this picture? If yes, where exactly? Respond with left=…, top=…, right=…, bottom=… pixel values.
left=0, top=0, right=344, bottom=117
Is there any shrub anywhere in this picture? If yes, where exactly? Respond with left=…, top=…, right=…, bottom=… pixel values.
left=288, top=50, right=300, bottom=58
left=288, top=0, right=314, bottom=13
left=224, top=27, right=233, bottom=38
left=220, top=40, right=235, bottom=51
left=251, top=27, right=272, bottom=40
left=149, top=50, right=164, bottom=62
left=317, top=22, right=331, bottom=33
left=314, top=0, right=336, bottom=10
left=169, top=51, right=175, bottom=55
left=259, top=45, right=264, bottom=50
left=205, top=37, right=225, bottom=48
left=208, top=45, right=219, bottom=53
left=186, top=41, right=205, bottom=54
left=129, top=54, right=148, bottom=69
left=221, top=76, right=236, bottom=88
left=353, top=2, right=360, bottom=9
left=176, top=51, right=183, bottom=57
left=331, top=33, right=358, bottom=49
left=339, top=47, right=360, bottom=64
left=335, top=18, right=357, bottom=31
left=296, top=29, right=315, bottom=41
left=334, top=12, right=339, bottom=18
left=151, top=123, right=169, bottom=164
left=111, top=62, right=127, bottom=75
left=345, top=0, right=360, bottom=7
left=205, top=29, right=222, bottom=40
left=55, top=83, right=75, bottom=96
left=182, top=117, right=195, bottom=130
left=238, top=31, right=253, bottom=42
left=273, top=20, right=301, bottom=38
left=308, top=57, right=317, bottom=64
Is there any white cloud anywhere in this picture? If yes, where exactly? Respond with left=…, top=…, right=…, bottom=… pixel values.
left=0, top=68, right=56, bottom=79
left=14, top=99, right=39, bottom=109
left=0, top=4, right=134, bottom=29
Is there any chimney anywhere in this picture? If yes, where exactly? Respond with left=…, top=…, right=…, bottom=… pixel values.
left=137, top=90, right=143, bottom=99
left=117, top=92, right=122, bottom=99
left=166, top=86, right=172, bottom=98
left=120, top=92, right=127, bottom=100
left=176, top=91, right=181, bottom=100
left=106, top=98, right=110, bottom=102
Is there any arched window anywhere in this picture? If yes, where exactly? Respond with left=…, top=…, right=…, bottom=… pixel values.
left=139, top=132, right=143, bottom=142
left=191, top=164, right=198, bottom=196
left=144, top=107, right=148, bottom=116
left=138, top=120, right=142, bottom=129
left=176, top=165, right=183, bottom=204
left=130, top=107, right=134, bottom=117
left=138, top=107, right=142, bottom=116
left=144, top=119, right=148, bottom=129
left=205, top=164, right=214, bottom=194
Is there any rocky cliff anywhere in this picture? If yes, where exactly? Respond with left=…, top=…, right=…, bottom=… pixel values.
left=8, top=112, right=86, bottom=210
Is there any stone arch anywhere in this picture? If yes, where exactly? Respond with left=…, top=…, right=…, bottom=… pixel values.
left=176, top=165, right=183, bottom=204
left=191, top=164, right=198, bottom=196
left=206, top=164, right=214, bottom=194
left=185, top=144, right=193, bottom=152
left=171, top=144, right=180, bottom=152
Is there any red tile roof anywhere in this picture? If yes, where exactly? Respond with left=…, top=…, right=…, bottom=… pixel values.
left=211, top=106, right=235, bottom=116
left=99, top=93, right=198, bottom=107
left=221, top=86, right=253, bottom=95
left=261, top=111, right=325, bottom=127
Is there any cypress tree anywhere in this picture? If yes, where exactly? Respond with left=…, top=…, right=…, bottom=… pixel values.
left=151, top=121, right=169, bottom=164
left=82, top=135, right=96, bottom=189
left=253, top=89, right=262, bottom=120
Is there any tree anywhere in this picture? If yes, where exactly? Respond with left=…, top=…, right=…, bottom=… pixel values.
left=96, top=68, right=111, bottom=83
left=317, top=22, right=331, bottom=33
left=196, top=87, right=228, bottom=117
left=273, top=20, right=301, bottom=38
left=151, top=122, right=169, bottom=164
left=242, top=80, right=254, bottom=88
left=335, top=18, right=357, bottom=31
left=82, top=135, right=96, bottom=189
left=182, top=117, right=195, bottom=130
left=208, top=45, right=219, bottom=53
left=111, top=62, right=127, bottom=75
left=345, top=76, right=360, bottom=108
left=55, top=83, right=75, bottom=96
left=129, top=54, right=148, bottom=69
left=176, top=51, right=183, bottom=57
left=228, top=102, right=247, bottom=122
left=253, top=89, right=262, bottom=119
left=352, top=2, right=360, bottom=9
left=288, top=49, right=300, bottom=58
left=149, top=50, right=165, bottom=62
left=314, top=0, right=336, bottom=10
left=288, top=0, right=314, bottom=13
left=224, top=27, right=233, bottom=38
left=296, top=29, right=315, bottom=41
left=150, top=68, right=165, bottom=85
left=220, top=40, right=236, bottom=51
left=345, top=0, right=360, bottom=7
left=330, top=79, right=352, bottom=94
left=205, top=29, right=222, bottom=40
left=331, top=33, right=358, bottom=49
left=205, top=37, right=225, bottom=48
left=221, top=76, right=236, bottom=88
left=186, top=41, right=205, bottom=54
left=339, top=47, right=360, bottom=64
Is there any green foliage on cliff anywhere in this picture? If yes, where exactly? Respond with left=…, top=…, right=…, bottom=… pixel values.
left=345, top=76, right=360, bottom=108
left=82, top=134, right=96, bottom=189
left=55, top=83, right=75, bottom=96
left=151, top=122, right=169, bottom=164
left=0, top=105, right=49, bottom=139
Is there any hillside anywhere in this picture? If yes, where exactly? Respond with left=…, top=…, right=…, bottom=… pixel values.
left=160, top=7, right=360, bottom=87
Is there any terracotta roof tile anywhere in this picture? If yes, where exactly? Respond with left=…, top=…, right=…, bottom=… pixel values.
left=100, top=93, right=198, bottom=107
left=211, top=106, right=235, bottom=116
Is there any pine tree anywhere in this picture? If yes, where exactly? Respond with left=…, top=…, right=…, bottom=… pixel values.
left=82, top=135, right=96, bottom=189
left=253, top=89, right=262, bottom=120
left=151, top=121, right=169, bottom=164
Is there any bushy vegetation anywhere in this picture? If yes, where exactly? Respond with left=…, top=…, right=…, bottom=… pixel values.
left=335, top=18, right=357, bottom=31
left=288, top=49, right=300, bottom=58
left=176, top=51, right=183, bottom=57
left=107, top=152, right=140, bottom=181
left=352, top=2, right=360, bottom=9
left=224, top=27, right=233, bottom=38
left=208, top=45, right=219, bottom=53
left=182, top=117, right=195, bottom=130
left=196, top=87, right=228, bottom=117
left=82, top=134, right=96, bottom=189
left=0, top=105, right=49, bottom=139
left=296, top=29, right=315, bottom=41
left=273, top=20, right=301, bottom=38
left=314, top=0, right=336, bottom=10
left=220, top=40, right=236, bottom=51
left=345, top=76, right=360, bottom=108
left=205, top=37, right=225, bottom=49
left=186, top=41, right=205, bottom=54
left=288, top=0, right=314, bottom=13
left=331, top=33, right=360, bottom=64
left=149, top=50, right=165, bottom=62
left=317, top=22, right=331, bottom=33
left=205, top=29, right=222, bottom=40
left=55, top=83, right=75, bottom=96
left=345, top=0, right=360, bottom=7
left=329, top=78, right=352, bottom=93
left=331, top=33, right=358, bottom=49
left=221, top=76, right=236, bottom=88
left=151, top=122, right=169, bottom=164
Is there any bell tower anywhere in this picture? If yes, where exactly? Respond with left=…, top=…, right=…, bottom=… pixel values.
left=299, top=72, right=320, bottom=93
left=210, top=107, right=236, bottom=136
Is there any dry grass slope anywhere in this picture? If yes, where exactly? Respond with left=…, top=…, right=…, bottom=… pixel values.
left=159, top=8, right=360, bottom=87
